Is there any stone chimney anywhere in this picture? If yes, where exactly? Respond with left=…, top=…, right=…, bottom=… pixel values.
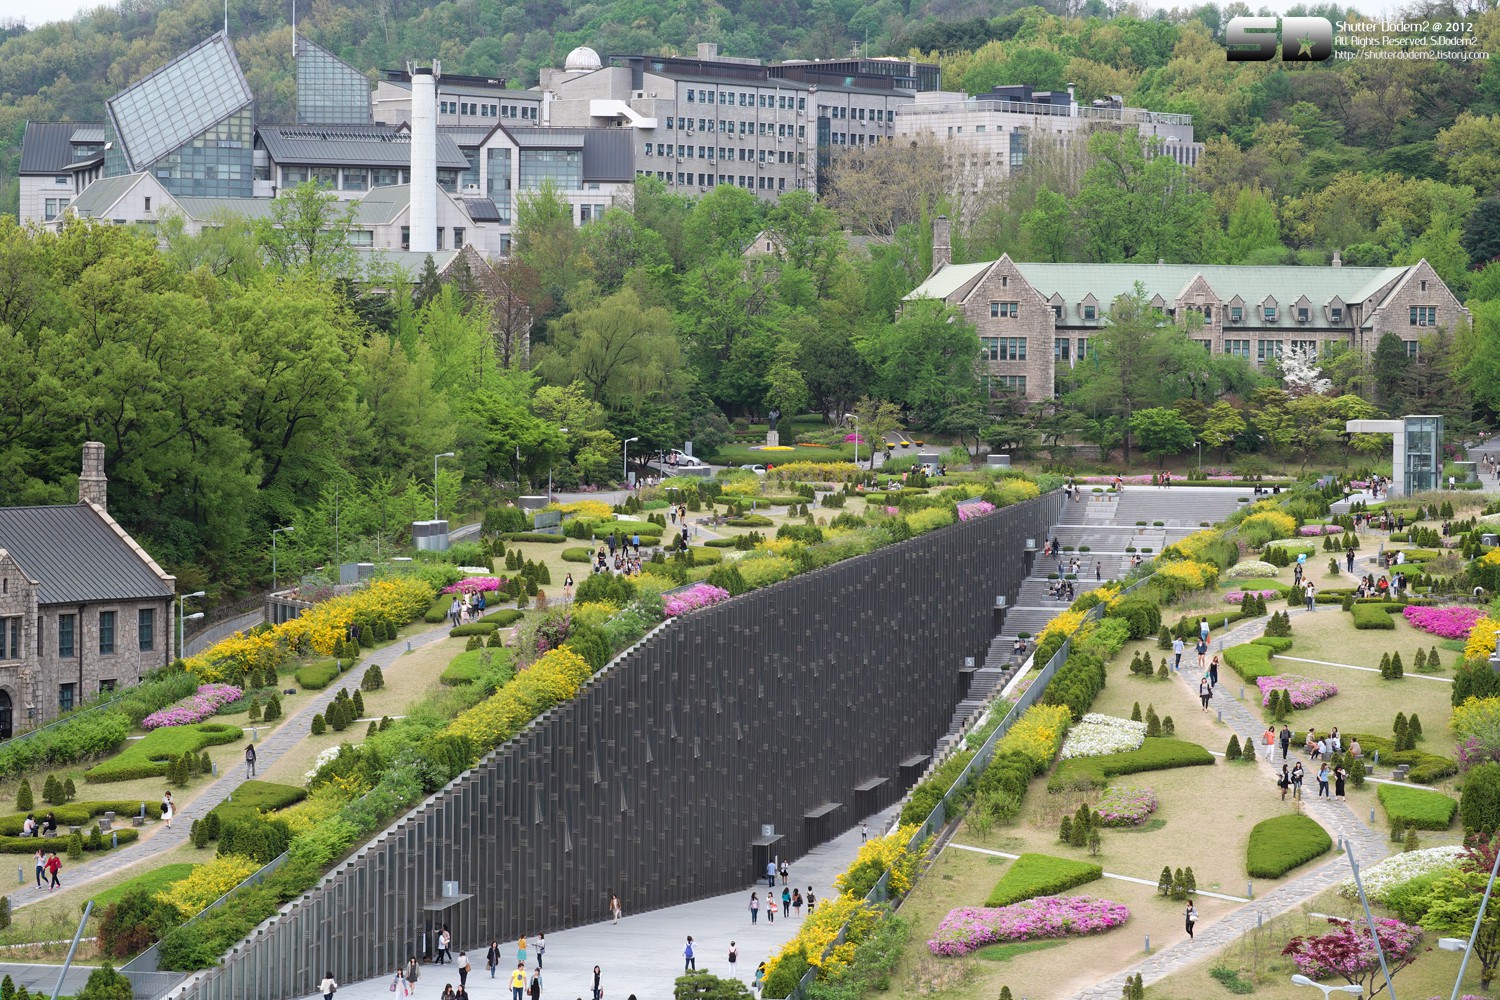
left=697, top=42, right=718, bottom=60
left=1331, top=248, right=1342, bottom=268
left=79, top=441, right=107, bottom=509
left=933, top=215, right=952, bottom=269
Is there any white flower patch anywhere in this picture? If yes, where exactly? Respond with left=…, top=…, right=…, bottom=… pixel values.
left=1059, top=713, right=1148, bottom=759
left=1336, top=846, right=1464, bottom=902
left=305, top=744, right=356, bottom=783
left=1226, top=560, right=1280, bottom=579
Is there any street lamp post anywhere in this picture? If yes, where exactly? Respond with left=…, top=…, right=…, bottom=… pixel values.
left=623, top=437, right=640, bottom=485
left=549, top=428, right=568, bottom=501
left=848, top=414, right=859, bottom=469
left=271, top=526, right=295, bottom=593
left=1194, top=440, right=1202, bottom=472
left=177, top=591, right=205, bottom=661
left=433, top=452, right=456, bottom=521
left=1289, top=975, right=1364, bottom=999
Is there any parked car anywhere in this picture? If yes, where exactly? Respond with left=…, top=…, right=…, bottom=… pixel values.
left=663, top=449, right=706, bottom=468
left=739, top=464, right=767, bottom=474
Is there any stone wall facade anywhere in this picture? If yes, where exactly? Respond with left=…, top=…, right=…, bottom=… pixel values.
left=33, top=598, right=173, bottom=722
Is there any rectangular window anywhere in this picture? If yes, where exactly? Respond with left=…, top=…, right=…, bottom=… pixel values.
left=1076, top=338, right=1089, bottom=360
left=58, top=614, right=75, bottom=658
left=138, top=608, right=154, bottom=652
left=997, top=375, right=1027, bottom=393
left=1256, top=340, right=1283, bottom=362
left=979, top=337, right=999, bottom=361
left=1296, top=307, right=1309, bottom=322
left=100, top=679, right=116, bottom=694
left=1204, top=305, right=1212, bottom=321
left=58, top=683, right=75, bottom=713
left=1410, top=306, right=1437, bottom=326
left=1196, top=339, right=1212, bottom=352
left=453, top=226, right=465, bottom=247
left=1263, top=306, right=1278, bottom=322
left=0, top=617, right=16, bottom=660
left=99, top=610, right=115, bottom=654
left=1082, top=304, right=1096, bottom=321
left=1229, top=306, right=1243, bottom=322
left=993, top=301, right=1018, bottom=318
left=1054, top=338, right=1070, bottom=361
left=1404, top=339, right=1420, bottom=357
left=1224, top=339, right=1251, bottom=359
left=1331, top=307, right=1343, bottom=323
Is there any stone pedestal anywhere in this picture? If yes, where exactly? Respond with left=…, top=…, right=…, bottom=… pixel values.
left=766, top=430, right=779, bottom=448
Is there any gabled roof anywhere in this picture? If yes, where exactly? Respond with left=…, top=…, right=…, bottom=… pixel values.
left=68, top=174, right=158, bottom=218
left=904, top=261, right=989, bottom=301
left=0, top=505, right=174, bottom=605
left=106, top=32, right=253, bottom=171
left=257, top=124, right=470, bottom=169
left=19, top=122, right=105, bottom=174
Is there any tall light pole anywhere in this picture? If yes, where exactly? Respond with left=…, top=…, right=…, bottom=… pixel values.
left=271, top=526, right=295, bottom=593
left=177, top=591, right=205, bottom=662
left=623, top=437, right=639, bottom=485
left=549, top=428, right=568, bottom=501
left=1289, top=975, right=1363, bottom=998
left=1194, top=440, right=1202, bottom=472
left=848, top=414, right=859, bottom=469
left=433, top=452, right=455, bottom=521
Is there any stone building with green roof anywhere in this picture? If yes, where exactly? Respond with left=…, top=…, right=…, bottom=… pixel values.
left=905, top=216, right=1470, bottom=403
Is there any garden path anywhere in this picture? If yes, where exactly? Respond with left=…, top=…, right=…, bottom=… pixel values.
left=1277, top=654, right=1453, bottom=682
left=1064, top=610, right=1390, bottom=999
left=11, top=623, right=454, bottom=910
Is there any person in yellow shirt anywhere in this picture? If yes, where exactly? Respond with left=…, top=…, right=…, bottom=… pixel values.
left=510, top=963, right=526, bottom=1000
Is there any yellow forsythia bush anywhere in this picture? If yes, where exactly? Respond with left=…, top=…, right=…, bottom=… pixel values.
left=569, top=601, right=620, bottom=629
left=834, top=824, right=925, bottom=899
left=755, top=536, right=801, bottom=556
left=762, top=895, right=870, bottom=985
left=1164, top=529, right=1222, bottom=563
left=1453, top=696, right=1500, bottom=741
left=992, top=479, right=1041, bottom=504
left=1037, top=610, right=1087, bottom=647
left=904, top=507, right=955, bottom=534
left=444, top=647, right=593, bottom=753
left=1155, top=559, right=1219, bottom=592
left=157, top=854, right=260, bottom=919
left=1465, top=617, right=1500, bottom=660
left=994, top=704, right=1072, bottom=770
left=737, top=555, right=796, bottom=588
left=548, top=499, right=614, bottom=521
left=1239, top=510, right=1298, bottom=543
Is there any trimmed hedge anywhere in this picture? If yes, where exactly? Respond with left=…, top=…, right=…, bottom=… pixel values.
left=1252, top=636, right=1294, bottom=653
left=1223, top=643, right=1277, bottom=682
left=448, top=622, right=500, bottom=637
left=1352, top=604, right=1396, bottom=630
left=688, top=546, right=724, bottom=565
left=500, top=532, right=567, bottom=543
left=725, top=515, right=774, bottom=527
left=1246, top=814, right=1332, bottom=878
left=293, top=659, right=342, bottom=690
left=479, top=609, right=524, bottom=627
left=440, top=648, right=515, bottom=687
left=211, top=781, right=308, bottom=826
left=1376, top=784, right=1457, bottom=830
left=1049, top=738, right=1215, bottom=791
left=561, top=547, right=592, bottom=563
left=84, top=723, right=243, bottom=783
left=1346, top=733, right=1457, bottom=784
left=702, top=538, right=738, bottom=548
left=0, top=799, right=163, bottom=835
left=986, top=853, right=1103, bottom=907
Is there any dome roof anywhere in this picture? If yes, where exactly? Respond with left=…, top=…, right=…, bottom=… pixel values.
left=564, top=46, right=602, bottom=71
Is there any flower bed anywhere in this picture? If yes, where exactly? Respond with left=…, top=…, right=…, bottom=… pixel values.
left=928, top=896, right=1130, bottom=956
left=1224, top=589, right=1279, bottom=603
left=957, top=500, right=996, bottom=521
left=663, top=583, right=731, bottom=617
left=141, top=684, right=245, bottom=731
left=1059, top=714, right=1146, bottom=760
left=1226, top=560, right=1279, bottom=579
left=1402, top=605, right=1483, bottom=640
left=1299, top=524, right=1345, bottom=536
left=1255, top=674, right=1337, bottom=709
left=1093, top=787, right=1158, bottom=827
left=441, top=576, right=504, bottom=595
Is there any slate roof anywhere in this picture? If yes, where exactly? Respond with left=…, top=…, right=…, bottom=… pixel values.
left=19, top=122, right=103, bottom=174
left=257, top=124, right=470, bottom=169
left=0, top=505, right=173, bottom=605
left=906, top=260, right=1413, bottom=331
left=68, top=174, right=147, bottom=217
left=461, top=197, right=502, bottom=222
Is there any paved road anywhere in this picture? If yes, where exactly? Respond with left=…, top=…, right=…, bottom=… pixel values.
left=13, top=624, right=455, bottom=910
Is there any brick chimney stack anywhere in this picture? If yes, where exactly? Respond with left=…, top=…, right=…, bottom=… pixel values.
left=933, top=215, right=952, bottom=269
left=79, top=441, right=107, bottom=509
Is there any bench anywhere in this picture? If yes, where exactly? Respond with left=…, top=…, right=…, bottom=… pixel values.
left=42, top=829, right=56, bottom=838
left=132, top=816, right=145, bottom=827
left=1393, top=763, right=1411, bottom=781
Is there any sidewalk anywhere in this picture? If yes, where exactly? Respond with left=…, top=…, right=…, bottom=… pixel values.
left=294, top=805, right=900, bottom=1000
left=13, top=623, right=454, bottom=909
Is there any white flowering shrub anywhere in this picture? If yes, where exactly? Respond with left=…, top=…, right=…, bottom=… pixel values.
left=1226, top=561, right=1280, bottom=579
left=1336, top=846, right=1464, bottom=903
left=1059, top=713, right=1147, bottom=760
left=304, top=744, right=355, bottom=783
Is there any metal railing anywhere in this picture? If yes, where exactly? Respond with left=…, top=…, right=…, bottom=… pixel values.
left=906, top=98, right=1193, bottom=127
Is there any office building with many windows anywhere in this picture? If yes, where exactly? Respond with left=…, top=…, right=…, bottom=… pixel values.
left=905, top=218, right=1470, bottom=404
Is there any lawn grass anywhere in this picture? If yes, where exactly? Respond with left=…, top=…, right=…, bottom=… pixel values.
left=89, top=862, right=197, bottom=909
left=1288, top=608, right=1459, bottom=676
left=1245, top=814, right=1332, bottom=878
left=974, top=939, right=1065, bottom=963
left=1376, top=784, right=1458, bottom=829
left=985, top=853, right=1102, bottom=906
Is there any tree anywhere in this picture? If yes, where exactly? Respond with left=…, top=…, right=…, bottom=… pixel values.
left=1073, top=131, right=1214, bottom=264
left=253, top=181, right=360, bottom=282
left=1415, top=838, right=1500, bottom=987
left=796, top=326, right=873, bottom=425
left=540, top=286, right=679, bottom=408
left=1020, top=189, right=1076, bottom=262
left=1199, top=401, right=1246, bottom=458
left=824, top=132, right=950, bottom=242
left=1279, top=345, right=1332, bottom=398
left=1463, top=198, right=1500, bottom=267
left=1463, top=763, right=1500, bottom=836
left=858, top=299, right=981, bottom=428
left=1436, top=111, right=1500, bottom=196
left=1281, top=917, right=1423, bottom=999
left=1372, top=333, right=1412, bottom=408
left=1128, top=407, right=1195, bottom=465
left=681, top=184, right=765, bottom=267
left=580, top=207, right=673, bottom=293
left=763, top=190, right=846, bottom=294
left=514, top=179, right=583, bottom=303
left=1066, top=284, right=1165, bottom=461
left=763, top=344, right=809, bottom=421
left=77, top=963, right=133, bottom=1000
left=1223, top=186, right=1281, bottom=264
left=851, top=397, right=903, bottom=469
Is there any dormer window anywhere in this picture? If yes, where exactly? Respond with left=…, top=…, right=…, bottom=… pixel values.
left=1204, top=305, right=1212, bottom=321
left=1296, top=307, right=1309, bottom=323
left=1229, top=306, right=1243, bottom=322
left=1083, top=305, right=1096, bottom=320
left=1331, top=307, right=1343, bottom=323
left=1264, top=306, right=1278, bottom=322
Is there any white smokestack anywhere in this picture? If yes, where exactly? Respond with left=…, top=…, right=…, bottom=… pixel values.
left=409, top=63, right=438, bottom=254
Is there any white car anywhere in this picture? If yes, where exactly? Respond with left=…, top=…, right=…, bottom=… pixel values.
left=664, top=449, right=706, bottom=468
left=739, top=464, right=767, bottom=474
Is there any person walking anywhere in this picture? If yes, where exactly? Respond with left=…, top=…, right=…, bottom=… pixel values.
left=33, top=849, right=44, bottom=889
left=1172, top=636, right=1185, bottom=671
left=1334, top=763, right=1348, bottom=801
left=391, top=966, right=410, bottom=997
left=1279, top=725, right=1292, bottom=761
left=860, top=821, right=868, bottom=842
left=528, top=968, right=541, bottom=1000
left=591, top=966, right=602, bottom=1000
left=517, top=936, right=527, bottom=967
left=487, top=941, right=501, bottom=979
left=439, top=925, right=453, bottom=964
left=509, top=963, right=526, bottom=1000
left=162, top=790, right=174, bottom=829
left=728, top=941, right=739, bottom=978
left=779, top=859, right=790, bottom=886
left=1305, top=581, right=1317, bottom=612
left=781, top=886, right=792, bottom=918
left=1195, top=636, right=1209, bottom=671
left=1184, top=902, right=1197, bottom=940
left=1317, top=764, right=1331, bottom=799
left=750, top=891, right=759, bottom=923
left=458, top=951, right=471, bottom=988
left=792, top=888, right=803, bottom=917
left=1095, top=561, right=1102, bottom=582
left=766, top=860, right=777, bottom=889
left=1262, top=726, right=1277, bottom=762
left=406, top=956, right=420, bottom=987
left=684, top=936, right=696, bottom=972
left=1208, top=655, right=1220, bottom=688
left=535, top=933, right=545, bottom=970
left=767, top=892, right=777, bottom=923
left=1346, top=547, right=1356, bottom=573
left=806, top=886, right=816, bottom=914
left=611, top=893, right=622, bottom=925
left=1198, top=676, right=1213, bottom=711
left=1291, top=762, right=1305, bottom=800
left=244, top=743, right=257, bottom=778
left=1278, top=764, right=1291, bottom=801
left=319, top=971, right=337, bottom=1000
left=44, top=850, right=60, bottom=891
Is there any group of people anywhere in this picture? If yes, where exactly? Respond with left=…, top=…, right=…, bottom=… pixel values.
left=1261, top=724, right=1361, bottom=765
left=19, top=811, right=57, bottom=837
left=1276, top=759, right=1350, bottom=801
left=447, top=591, right=488, bottom=627
left=1353, top=573, right=1404, bottom=599
left=749, top=860, right=817, bottom=927
left=31, top=848, right=62, bottom=890
left=1047, top=579, right=1077, bottom=602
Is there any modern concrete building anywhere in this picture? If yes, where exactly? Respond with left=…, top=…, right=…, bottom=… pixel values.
left=0, top=443, right=176, bottom=734
left=906, top=219, right=1471, bottom=403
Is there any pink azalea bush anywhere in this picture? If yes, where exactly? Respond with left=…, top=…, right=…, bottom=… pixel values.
left=663, top=584, right=731, bottom=617
left=957, top=501, right=996, bottom=521
left=441, top=576, right=504, bottom=595
left=843, top=432, right=865, bottom=443
left=1224, top=590, right=1279, bottom=603
left=1093, top=787, right=1158, bottom=827
left=1299, top=524, right=1344, bottom=536
left=1256, top=674, right=1337, bottom=709
left=142, top=683, right=245, bottom=730
left=927, top=896, right=1130, bottom=956
left=1402, top=605, right=1483, bottom=640
left=1283, top=917, right=1422, bottom=984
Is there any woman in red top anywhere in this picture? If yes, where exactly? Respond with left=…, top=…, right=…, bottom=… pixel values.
left=44, top=851, right=61, bottom=890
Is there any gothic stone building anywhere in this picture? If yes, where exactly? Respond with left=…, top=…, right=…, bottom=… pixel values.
left=0, top=443, right=176, bottom=736
left=905, top=218, right=1472, bottom=404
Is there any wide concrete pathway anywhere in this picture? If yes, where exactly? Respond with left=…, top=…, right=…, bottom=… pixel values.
left=296, top=805, right=900, bottom=1000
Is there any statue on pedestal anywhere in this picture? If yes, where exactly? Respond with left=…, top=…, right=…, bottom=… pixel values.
left=766, top=408, right=781, bottom=448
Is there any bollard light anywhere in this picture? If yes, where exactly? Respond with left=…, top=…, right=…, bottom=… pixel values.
left=111, top=833, right=118, bottom=849
left=407, top=640, right=412, bottom=653
left=1217, top=709, right=1223, bottom=722
left=16, top=866, right=21, bottom=885
left=1371, top=808, right=1377, bottom=823
left=1258, top=912, right=1263, bottom=930
left=1247, top=881, right=1253, bottom=898
left=1239, top=686, right=1245, bottom=699
left=1144, top=933, right=1151, bottom=954
left=212, top=762, right=218, bottom=777
left=252, top=727, right=259, bottom=742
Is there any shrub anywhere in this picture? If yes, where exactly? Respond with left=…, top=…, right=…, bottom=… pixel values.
left=293, top=660, right=340, bottom=690
left=1223, top=643, right=1277, bottom=682
left=448, top=622, right=500, bottom=637
left=310, top=714, right=326, bottom=736
left=1352, top=604, right=1396, bottom=630
left=14, top=780, right=31, bottom=813
left=98, top=889, right=178, bottom=958
left=359, top=665, right=383, bottom=692
left=1246, top=814, right=1332, bottom=878
left=1050, top=738, right=1215, bottom=791
left=83, top=723, right=242, bottom=783
left=1226, top=734, right=1242, bottom=760
left=1461, top=762, right=1500, bottom=835
left=985, top=853, right=1103, bottom=906
left=500, top=532, right=567, bottom=543
left=1377, top=784, right=1457, bottom=830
